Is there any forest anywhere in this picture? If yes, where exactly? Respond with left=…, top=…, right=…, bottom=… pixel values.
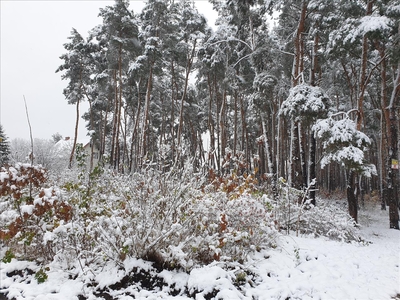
left=53, top=0, right=399, bottom=226
left=0, top=0, right=399, bottom=298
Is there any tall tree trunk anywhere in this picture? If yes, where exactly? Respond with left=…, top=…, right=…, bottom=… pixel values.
left=219, top=90, right=227, bottom=165
left=289, top=0, right=307, bottom=189
left=129, top=82, right=142, bottom=172
left=170, top=61, right=176, bottom=165
left=207, top=73, right=216, bottom=170
left=110, top=70, right=118, bottom=169
left=240, top=94, right=247, bottom=172
left=141, top=63, right=154, bottom=164
left=233, top=90, right=238, bottom=156
left=69, top=98, right=80, bottom=169
left=291, top=122, right=302, bottom=189
left=261, top=115, right=277, bottom=200
left=374, top=40, right=388, bottom=210
left=348, top=0, right=374, bottom=221
left=387, top=53, right=400, bottom=229
left=309, top=28, right=319, bottom=205
left=309, top=134, right=317, bottom=205
left=215, top=76, right=221, bottom=172
left=176, top=40, right=197, bottom=165
left=292, top=0, right=307, bottom=86
left=347, top=170, right=358, bottom=223
left=115, top=45, right=123, bottom=171
left=300, top=124, right=308, bottom=189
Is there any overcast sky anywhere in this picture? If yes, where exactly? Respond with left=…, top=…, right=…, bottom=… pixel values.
left=0, top=0, right=216, bottom=141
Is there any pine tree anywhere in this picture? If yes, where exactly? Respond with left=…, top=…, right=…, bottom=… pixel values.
left=96, top=0, right=141, bottom=170
left=56, top=28, right=93, bottom=168
left=0, top=125, right=10, bottom=166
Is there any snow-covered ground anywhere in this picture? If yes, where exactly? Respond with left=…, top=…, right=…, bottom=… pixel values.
left=1, top=202, right=399, bottom=300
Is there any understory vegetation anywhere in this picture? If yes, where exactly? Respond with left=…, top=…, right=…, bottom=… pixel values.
left=0, top=159, right=363, bottom=275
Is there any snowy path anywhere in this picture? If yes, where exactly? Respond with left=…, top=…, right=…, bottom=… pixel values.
left=245, top=208, right=400, bottom=300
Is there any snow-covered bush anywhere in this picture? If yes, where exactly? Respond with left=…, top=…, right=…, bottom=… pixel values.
left=0, top=164, right=72, bottom=262
left=273, top=179, right=362, bottom=242
left=1, top=158, right=363, bottom=273
left=294, top=201, right=362, bottom=242
left=50, top=162, right=278, bottom=270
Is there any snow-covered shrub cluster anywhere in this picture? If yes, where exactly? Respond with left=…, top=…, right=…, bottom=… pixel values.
left=273, top=178, right=362, bottom=242
left=0, top=164, right=72, bottom=262
left=0, top=161, right=363, bottom=274
left=59, top=164, right=278, bottom=269
left=293, top=202, right=361, bottom=242
left=0, top=162, right=278, bottom=270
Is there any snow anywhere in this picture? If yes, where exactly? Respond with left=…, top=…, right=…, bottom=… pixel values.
left=344, top=15, right=390, bottom=43
left=279, top=84, right=331, bottom=122
left=313, top=114, right=375, bottom=174
left=1, top=202, right=399, bottom=300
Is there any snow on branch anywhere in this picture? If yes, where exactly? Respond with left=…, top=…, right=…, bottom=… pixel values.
left=344, top=15, right=390, bottom=43
left=312, top=113, right=376, bottom=176
left=279, top=83, right=331, bottom=122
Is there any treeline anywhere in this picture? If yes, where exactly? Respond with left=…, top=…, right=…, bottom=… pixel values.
left=56, top=0, right=399, bottom=227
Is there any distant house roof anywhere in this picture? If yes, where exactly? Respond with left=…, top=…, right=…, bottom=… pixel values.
left=53, top=137, right=92, bottom=157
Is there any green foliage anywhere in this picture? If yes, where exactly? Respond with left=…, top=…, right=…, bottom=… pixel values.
left=0, top=125, right=10, bottom=166
left=35, top=268, right=49, bottom=284
left=2, top=249, right=15, bottom=263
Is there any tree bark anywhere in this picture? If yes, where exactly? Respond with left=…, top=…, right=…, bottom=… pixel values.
left=110, top=70, right=118, bottom=169
left=176, top=40, right=197, bottom=165
left=309, top=134, right=316, bottom=205
left=261, top=115, right=277, bottom=200
left=141, top=63, right=154, bottom=164
left=347, top=170, right=358, bottom=223
left=387, top=57, right=400, bottom=229
left=69, top=98, right=80, bottom=169
left=292, top=0, right=307, bottom=86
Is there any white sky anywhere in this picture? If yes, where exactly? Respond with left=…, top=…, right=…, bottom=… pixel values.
left=0, top=0, right=216, bottom=141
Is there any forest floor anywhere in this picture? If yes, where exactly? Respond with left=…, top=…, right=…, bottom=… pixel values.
left=0, top=199, right=399, bottom=300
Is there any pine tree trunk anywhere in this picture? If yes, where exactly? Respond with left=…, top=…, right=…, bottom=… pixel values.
left=110, top=70, right=118, bottom=169
left=115, top=45, right=123, bottom=171
left=292, top=0, right=307, bottom=86
left=141, top=64, right=154, bottom=164
left=207, top=73, right=215, bottom=170
left=176, top=40, right=197, bottom=165
left=215, top=77, right=221, bottom=172
left=387, top=71, right=400, bottom=229
left=170, top=61, right=177, bottom=164
left=387, top=26, right=400, bottom=228
left=388, top=109, right=399, bottom=229
left=219, top=90, right=227, bottom=165
left=69, top=98, right=80, bottom=169
left=347, top=170, right=358, bottom=223
left=290, top=121, right=302, bottom=189
left=309, top=27, right=320, bottom=205
left=233, top=90, right=238, bottom=156
left=309, top=134, right=316, bottom=205
left=129, top=83, right=142, bottom=172
left=374, top=42, right=388, bottom=210
left=240, top=94, right=247, bottom=172
left=300, top=124, right=307, bottom=189
left=261, top=115, right=277, bottom=200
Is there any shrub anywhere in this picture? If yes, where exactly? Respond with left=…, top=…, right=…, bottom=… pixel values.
left=0, top=164, right=73, bottom=262
left=49, top=161, right=278, bottom=270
